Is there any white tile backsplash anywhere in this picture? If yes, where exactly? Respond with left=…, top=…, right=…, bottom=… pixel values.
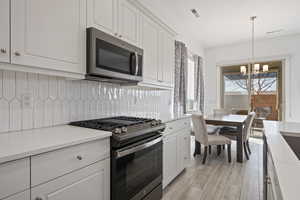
left=0, top=70, right=173, bottom=133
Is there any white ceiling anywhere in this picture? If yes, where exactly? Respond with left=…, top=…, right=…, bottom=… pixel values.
left=138, top=0, right=300, bottom=48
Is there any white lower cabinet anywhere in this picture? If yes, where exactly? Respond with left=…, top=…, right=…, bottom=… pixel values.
left=0, top=158, right=30, bottom=199
left=163, top=118, right=191, bottom=188
left=267, top=152, right=283, bottom=200
left=0, top=139, right=110, bottom=200
left=163, top=132, right=178, bottom=188
left=3, top=190, right=30, bottom=200
left=31, top=159, right=110, bottom=200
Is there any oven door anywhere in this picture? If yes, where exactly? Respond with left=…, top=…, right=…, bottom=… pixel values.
left=111, top=136, right=162, bottom=200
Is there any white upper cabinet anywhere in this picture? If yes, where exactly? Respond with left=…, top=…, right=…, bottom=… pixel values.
left=140, top=17, right=175, bottom=88
left=87, top=0, right=118, bottom=36
left=87, top=0, right=140, bottom=46
left=10, top=0, right=86, bottom=74
left=0, top=0, right=10, bottom=63
left=141, top=15, right=159, bottom=83
left=162, top=31, right=175, bottom=86
left=118, top=0, right=140, bottom=46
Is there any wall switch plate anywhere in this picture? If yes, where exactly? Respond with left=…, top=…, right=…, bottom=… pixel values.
left=21, top=93, right=33, bottom=109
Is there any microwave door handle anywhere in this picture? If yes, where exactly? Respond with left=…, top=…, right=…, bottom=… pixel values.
left=115, top=137, right=162, bottom=158
left=134, top=52, right=138, bottom=76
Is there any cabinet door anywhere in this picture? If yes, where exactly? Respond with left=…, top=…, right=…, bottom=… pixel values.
left=4, top=191, right=30, bottom=200
left=0, top=0, right=10, bottom=63
left=87, top=0, right=117, bottom=36
left=163, top=133, right=178, bottom=188
left=183, top=131, right=191, bottom=166
left=176, top=131, right=187, bottom=173
left=162, top=31, right=175, bottom=85
left=11, top=0, right=86, bottom=74
left=141, top=15, right=159, bottom=83
left=31, top=159, right=110, bottom=200
left=118, top=0, right=140, bottom=46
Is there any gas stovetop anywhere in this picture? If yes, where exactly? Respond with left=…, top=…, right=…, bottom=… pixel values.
left=70, top=116, right=165, bottom=146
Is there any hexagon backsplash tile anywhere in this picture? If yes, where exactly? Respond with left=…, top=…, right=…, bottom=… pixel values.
left=0, top=70, right=172, bottom=133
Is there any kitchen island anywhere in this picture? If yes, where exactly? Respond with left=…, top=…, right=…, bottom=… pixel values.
left=263, top=120, right=300, bottom=200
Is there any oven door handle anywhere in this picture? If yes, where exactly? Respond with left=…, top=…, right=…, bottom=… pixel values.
left=115, top=137, right=162, bottom=158
left=134, top=52, right=139, bottom=76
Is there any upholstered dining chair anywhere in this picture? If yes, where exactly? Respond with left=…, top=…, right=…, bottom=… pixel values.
left=192, top=114, right=232, bottom=164
left=220, top=112, right=256, bottom=160
left=244, top=112, right=256, bottom=158
left=191, top=112, right=221, bottom=156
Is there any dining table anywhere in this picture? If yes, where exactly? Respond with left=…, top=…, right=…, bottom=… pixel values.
left=204, top=114, right=248, bottom=163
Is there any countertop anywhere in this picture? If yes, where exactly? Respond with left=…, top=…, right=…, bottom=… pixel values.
left=263, top=120, right=300, bottom=200
left=0, top=125, right=112, bottom=164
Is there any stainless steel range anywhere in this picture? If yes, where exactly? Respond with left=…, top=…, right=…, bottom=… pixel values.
left=70, top=116, right=165, bottom=200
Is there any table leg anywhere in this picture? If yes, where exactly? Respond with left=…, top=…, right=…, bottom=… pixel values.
left=236, top=124, right=244, bottom=163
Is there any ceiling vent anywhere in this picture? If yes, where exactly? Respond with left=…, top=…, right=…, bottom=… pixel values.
left=191, top=9, right=200, bottom=18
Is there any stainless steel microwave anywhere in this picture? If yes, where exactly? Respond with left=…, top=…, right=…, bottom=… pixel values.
left=86, top=27, right=143, bottom=83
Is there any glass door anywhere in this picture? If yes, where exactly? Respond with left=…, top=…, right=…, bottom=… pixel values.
left=221, top=61, right=282, bottom=136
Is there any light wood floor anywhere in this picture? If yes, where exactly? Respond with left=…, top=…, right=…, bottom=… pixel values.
left=163, top=137, right=263, bottom=200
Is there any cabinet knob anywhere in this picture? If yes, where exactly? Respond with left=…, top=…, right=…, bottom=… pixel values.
left=265, top=176, right=271, bottom=184
left=35, top=197, right=43, bottom=200
left=0, top=48, right=6, bottom=54
left=114, top=33, right=118, bottom=36
left=14, top=51, right=21, bottom=56
left=76, top=155, right=83, bottom=160
left=119, top=35, right=122, bottom=38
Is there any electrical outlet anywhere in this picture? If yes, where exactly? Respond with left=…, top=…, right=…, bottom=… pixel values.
left=22, top=93, right=33, bottom=109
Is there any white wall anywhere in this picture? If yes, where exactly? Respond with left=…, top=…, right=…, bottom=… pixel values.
left=204, top=34, right=300, bottom=122
left=176, top=34, right=204, bottom=57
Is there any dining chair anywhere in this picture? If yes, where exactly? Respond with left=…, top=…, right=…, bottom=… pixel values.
left=191, top=111, right=220, bottom=156
left=220, top=112, right=256, bottom=160
left=244, top=112, right=256, bottom=158
left=192, top=114, right=232, bottom=164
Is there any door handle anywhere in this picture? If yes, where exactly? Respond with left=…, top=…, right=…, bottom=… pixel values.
left=134, top=52, right=139, bottom=76
left=115, top=137, right=162, bottom=158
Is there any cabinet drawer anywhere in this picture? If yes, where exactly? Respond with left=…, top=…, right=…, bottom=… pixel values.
left=31, top=139, right=110, bottom=186
left=3, top=190, right=30, bottom=200
left=164, top=118, right=191, bottom=135
left=31, top=159, right=110, bottom=200
left=0, top=158, right=30, bottom=199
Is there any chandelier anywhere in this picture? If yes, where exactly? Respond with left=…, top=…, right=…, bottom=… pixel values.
left=240, top=16, right=268, bottom=75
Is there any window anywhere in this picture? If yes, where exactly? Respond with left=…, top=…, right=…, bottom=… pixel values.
left=186, top=56, right=197, bottom=112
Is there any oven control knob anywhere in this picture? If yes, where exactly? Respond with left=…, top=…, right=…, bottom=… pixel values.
left=151, top=121, right=156, bottom=126
left=113, top=128, right=122, bottom=134
left=121, top=127, right=127, bottom=133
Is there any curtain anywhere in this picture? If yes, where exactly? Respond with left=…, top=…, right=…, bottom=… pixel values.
left=173, top=41, right=188, bottom=117
left=193, top=55, right=204, bottom=113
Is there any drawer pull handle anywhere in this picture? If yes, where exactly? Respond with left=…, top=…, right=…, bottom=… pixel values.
left=76, top=155, right=83, bottom=160
left=0, top=48, right=6, bottom=54
left=14, top=51, right=21, bottom=56
left=35, top=197, right=43, bottom=200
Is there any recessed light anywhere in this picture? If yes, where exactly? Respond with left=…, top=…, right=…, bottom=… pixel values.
left=191, top=9, right=200, bottom=18
left=266, top=29, right=284, bottom=34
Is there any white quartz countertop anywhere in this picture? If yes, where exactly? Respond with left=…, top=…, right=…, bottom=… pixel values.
left=263, top=120, right=300, bottom=200
left=0, top=125, right=112, bottom=164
